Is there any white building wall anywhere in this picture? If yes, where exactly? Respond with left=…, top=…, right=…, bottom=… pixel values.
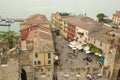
left=76, top=26, right=89, bottom=44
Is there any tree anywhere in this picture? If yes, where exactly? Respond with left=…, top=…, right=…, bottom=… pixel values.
left=0, top=30, right=20, bottom=49
left=96, top=13, right=106, bottom=22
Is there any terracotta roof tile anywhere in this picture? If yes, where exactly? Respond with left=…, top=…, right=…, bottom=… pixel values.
left=62, top=16, right=102, bottom=32
left=27, top=26, right=54, bottom=52
left=20, top=14, right=49, bottom=25
left=89, top=27, right=120, bottom=43
left=113, top=10, right=120, bottom=17
left=62, top=17, right=82, bottom=26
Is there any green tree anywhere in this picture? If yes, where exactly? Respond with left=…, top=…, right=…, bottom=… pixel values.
left=96, top=13, right=106, bottom=22
left=0, top=30, right=20, bottom=49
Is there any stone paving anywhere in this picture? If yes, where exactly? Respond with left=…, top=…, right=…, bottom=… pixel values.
left=55, top=35, right=109, bottom=80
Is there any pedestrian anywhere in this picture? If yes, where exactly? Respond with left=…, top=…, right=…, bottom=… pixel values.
left=65, top=59, right=68, bottom=63
left=86, top=62, right=88, bottom=65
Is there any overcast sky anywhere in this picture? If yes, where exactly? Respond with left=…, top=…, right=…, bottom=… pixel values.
left=0, top=0, right=120, bottom=20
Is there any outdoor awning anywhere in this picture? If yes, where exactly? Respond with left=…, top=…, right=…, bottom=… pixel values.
left=41, top=75, right=46, bottom=77
left=85, top=50, right=91, bottom=54
left=75, top=44, right=83, bottom=50
left=87, top=74, right=92, bottom=78
left=76, top=75, right=81, bottom=77
left=1, top=64, right=8, bottom=67
left=68, top=44, right=75, bottom=48
left=70, top=41, right=77, bottom=46
left=83, top=46, right=90, bottom=51
left=72, top=47, right=77, bottom=50
left=95, top=53, right=102, bottom=57
left=64, top=74, right=69, bottom=77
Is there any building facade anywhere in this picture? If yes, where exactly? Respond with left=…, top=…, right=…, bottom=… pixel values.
left=51, top=12, right=69, bottom=38
left=67, top=23, right=76, bottom=41
left=26, top=26, right=54, bottom=80
left=113, top=10, right=120, bottom=25
left=88, top=26, right=120, bottom=80
left=20, top=14, right=54, bottom=80
left=51, top=12, right=95, bottom=42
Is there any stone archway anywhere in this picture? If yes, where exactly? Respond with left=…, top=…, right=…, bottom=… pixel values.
left=117, top=69, right=120, bottom=80
left=21, top=69, right=27, bottom=80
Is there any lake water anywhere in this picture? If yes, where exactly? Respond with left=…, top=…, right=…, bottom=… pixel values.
left=0, top=21, right=20, bottom=34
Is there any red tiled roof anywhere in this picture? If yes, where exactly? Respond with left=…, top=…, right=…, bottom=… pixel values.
left=20, top=25, right=38, bottom=40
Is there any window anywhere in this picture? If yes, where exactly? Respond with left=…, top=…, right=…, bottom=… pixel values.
left=34, top=61, right=36, bottom=65
left=48, top=53, right=51, bottom=59
left=48, top=60, right=51, bottom=64
left=35, top=53, right=38, bottom=58
left=94, top=39, right=96, bottom=43
left=85, top=38, right=87, bottom=42
left=88, top=38, right=90, bottom=41
left=38, top=61, right=41, bottom=65
left=41, top=68, right=43, bottom=72
left=100, top=42, right=102, bottom=47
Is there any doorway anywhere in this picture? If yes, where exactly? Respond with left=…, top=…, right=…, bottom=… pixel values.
left=21, top=69, right=27, bottom=80
left=117, top=69, right=120, bottom=80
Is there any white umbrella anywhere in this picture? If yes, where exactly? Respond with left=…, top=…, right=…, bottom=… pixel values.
left=75, top=44, right=83, bottom=50
left=72, top=47, right=77, bottom=50
left=76, top=75, right=81, bottom=77
left=85, top=50, right=91, bottom=54
left=83, top=46, right=90, bottom=51
left=70, top=41, right=77, bottom=46
left=54, top=55, right=58, bottom=60
left=68, top=44, right=75, bottom=48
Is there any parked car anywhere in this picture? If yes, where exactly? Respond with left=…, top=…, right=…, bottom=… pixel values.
left=83, top=57, right=92, bottom=62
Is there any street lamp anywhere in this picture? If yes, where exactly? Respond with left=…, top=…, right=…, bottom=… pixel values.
left=16, top=47, right=21, bottom=54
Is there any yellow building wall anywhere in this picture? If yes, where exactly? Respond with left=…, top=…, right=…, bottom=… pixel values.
left=34, top=52, right=44, bottom=66
left=34, top=52, right=54, bottom=67
left=51, top=15, right=68, bottom=38
left=46, top=52, right=54, bottom=66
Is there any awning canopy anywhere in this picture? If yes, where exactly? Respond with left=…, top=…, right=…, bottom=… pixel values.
left=95, top=53, right=102, bottom=57
left=70, top=41, right=77, bottom=46
left=83, top=46, right=90, bottom=51
left=68, top=44, right=75, bottom=48
left=75, top=44, right=83, bottom=50
left=72, top=47, right=77, bottom=50
left=85, top=50, right=91, bottom=54
left=76, top=75, right=81, bottom=77
left=68, top=41, right=77, bottom=48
